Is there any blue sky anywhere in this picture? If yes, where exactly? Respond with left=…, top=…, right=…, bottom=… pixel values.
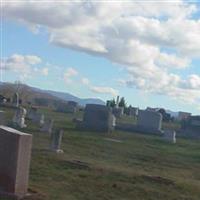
left=1, top=1, right=200, bottom=114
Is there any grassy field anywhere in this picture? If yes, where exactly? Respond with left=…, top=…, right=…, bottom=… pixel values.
left=1, top=106, right=200, bottom=200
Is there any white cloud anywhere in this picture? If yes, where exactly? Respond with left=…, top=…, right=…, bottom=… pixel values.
left=0, top=54, right=52, bottom=80
left=81, top=77, right=90, bottom=85
left=63, top=67, right=78, bottom=84
left=2, top=1, right=200, bottom=106
left=186, top=75, right=200, bottom=90
left=41, top=67, right=49, bottom=76
left=1, top=54, right=41, bottom=74
left=90, top=86, right=118, bottom=97
left=64, top=67, right=78, bottom=77
left=81, top=76, right=118, bottom=97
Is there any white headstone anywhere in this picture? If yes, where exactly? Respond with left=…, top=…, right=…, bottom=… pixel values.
left=40, top=119, right=53, bottom=134
left=163, top=130, right=176, bottom=143
left=50, top=129, right=64, bottom=153
left=13, top=107, right=27, bottom=128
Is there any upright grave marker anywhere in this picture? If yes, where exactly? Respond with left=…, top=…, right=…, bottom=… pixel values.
left=0, top=126, right=32, bottom=199
left=12, top=93, right=19, bottom=108
left=12, top=107, right=27, bottom=128
left=181, top=116, right=200, bottom=138
left=50, top=129, right=64, bottom=153
left=163, top=130, right=176, bottom=143
left=78, top=104, right=114, bottom=132
left=40, top=119, right=54, bottom=134
left=0, top=111, right=5, bottom=125
left=137, top=110, right=162, bottom=134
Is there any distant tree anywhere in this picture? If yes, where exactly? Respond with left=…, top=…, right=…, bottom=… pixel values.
left=106, top=99, right=116, bottom=108
left=118, top=97, right=126, bottom=108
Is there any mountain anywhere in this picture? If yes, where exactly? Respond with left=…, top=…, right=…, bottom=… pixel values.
left=43, top=90, right=105, bottom=106
left=0, top=82, right=105, bottom=106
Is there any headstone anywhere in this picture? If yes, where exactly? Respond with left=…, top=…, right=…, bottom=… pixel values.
left=77, top=104, right=114, bottom=132
left=0, top=111, right=5, bottom=125
left=12, top=107, right=27, bottom=128
left=40, top=119, right=54, bottom=134
left=12, top=92, right=19, bottom=107
left=181, top=116, right=200, bottom=138
left=116, top=96, right=120, bottom=108
left=50, top=129, right=64, bottom=153
left=137, top=110, right=162, bottom=133
left=112, top=114, right=116, bottom=128
left=163, top=130, right=176, bottom=143
left=0, top=126, right=32, bottom=199
left=32, top=113, right=45, bottom=126
left=66, top=101, right=78, bottom=113
left=56, top=101, right=78, bottom=113
left=177, top=111, right=191, bottom=121
left=112, top=107, right=124, bottom=118
left=0, top=95, right=7, bottom=104
left=127, top=106, right=138, bottom=117
left=27, top=107, right=38, bottom=120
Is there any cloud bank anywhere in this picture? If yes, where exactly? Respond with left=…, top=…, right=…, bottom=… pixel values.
left=3, top=0, right=200, bottom=105
left=1, top=54, right=49, bottom=80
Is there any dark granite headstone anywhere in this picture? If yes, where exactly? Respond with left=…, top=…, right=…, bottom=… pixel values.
left=78, top=104, right=114, bottom=132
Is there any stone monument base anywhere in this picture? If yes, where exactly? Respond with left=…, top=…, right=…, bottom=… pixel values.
left=51, top=149, right=64, bottom=153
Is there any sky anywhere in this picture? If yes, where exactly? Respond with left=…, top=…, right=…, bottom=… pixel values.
left=1, top=0, right=200, bottom=114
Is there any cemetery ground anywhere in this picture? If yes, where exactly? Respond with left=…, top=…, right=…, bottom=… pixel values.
left=1, top=106, right=200, bottom=200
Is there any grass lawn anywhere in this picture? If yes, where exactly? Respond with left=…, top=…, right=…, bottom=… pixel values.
left=1, top=106, right=200, bottom=200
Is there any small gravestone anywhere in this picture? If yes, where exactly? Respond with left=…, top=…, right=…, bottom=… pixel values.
left=33, top=113, right=45, bottom=126
left=0, top=111, right=5, bottom=125
left=56, top=101, right=78, bottom=113
left=181, top=116, right=200, bottom=138
left=12, top=107, right=27, bottom=128
left=40, top=119, right=54, bottom=134
left=111, top=114, right=116, bottom=130
left=0, top=126, right=32, bottom=199
left=27, top=107, right=38, bottom=120
left=78, top=104, right=114, bottom=132
left=163, top=130, right=176, bottom=143
left=39, top=114, right=45, bottom=126
left=112, top=107, right=124, bottom=118
left=50, top=129, right=64, bottom=153
left=127, top=106, right=138, bottom=117
left=137, top=110, right=162, bottom=134
left=178, top=111, right=191, bottom=121
left=67, top=101, right=78, bottom=113
left=0, top=95, right=7, bottom=104
left=12, top=92, right=19, bottom=107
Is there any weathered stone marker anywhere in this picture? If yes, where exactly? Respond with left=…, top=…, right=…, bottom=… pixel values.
left=12, top=92, right=19, bottom=108
left=127, top=106, right=138, bottom=117
left=0, top=111, right=5, bottom=125
left=50, top=129, right=64, bottom=153
left=56, top=101, right=78, bottom=113
left=112, top=107, right=124, bottom=118
left=163, top=130, right=176, bottom=143
left=40, top=119, right=54, bottom=134
left=181, top=115, right=200, bottom=138
left=12, top=107, right=27, bottom=128
left=32, top=113, right=45, bottom=126
left=0, top=126, right=32, bottom=199
left=78, top=104, right=114, bottom=132
left=27, top=107, right=38, bottom=120
left=137, top=110, right=162, bottom=134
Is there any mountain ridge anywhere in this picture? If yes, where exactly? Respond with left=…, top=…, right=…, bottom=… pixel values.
left=0, top=82, right=105, bottom=106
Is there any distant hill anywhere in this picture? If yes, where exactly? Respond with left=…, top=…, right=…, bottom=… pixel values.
left=0, top=82, right=105, bottom=106
left=43, top=90, right=105, bottom=106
